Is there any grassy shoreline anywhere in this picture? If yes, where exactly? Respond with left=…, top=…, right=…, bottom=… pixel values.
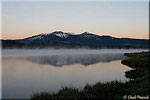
left=31, top=52, right=149, bottom=100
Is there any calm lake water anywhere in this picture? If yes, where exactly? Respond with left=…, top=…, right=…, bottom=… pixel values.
left=2, top=49, right=148, bottom=99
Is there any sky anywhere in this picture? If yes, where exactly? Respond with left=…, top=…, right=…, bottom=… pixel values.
left=2, top=0, right=149, bottom=39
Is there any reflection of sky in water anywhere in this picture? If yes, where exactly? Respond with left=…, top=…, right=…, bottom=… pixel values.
left=2, top=53, right=132, bottom=99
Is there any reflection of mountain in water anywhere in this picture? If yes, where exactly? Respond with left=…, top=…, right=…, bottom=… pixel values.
left=25, top=54, right=125, bottom=67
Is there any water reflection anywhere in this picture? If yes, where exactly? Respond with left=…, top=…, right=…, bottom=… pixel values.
left=25, top=53, right=125, bottom=67
left=2, top=52, right=131, bottom=99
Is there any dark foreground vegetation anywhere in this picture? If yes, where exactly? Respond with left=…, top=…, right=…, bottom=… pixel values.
left=31, top=52, right=149, bottom=100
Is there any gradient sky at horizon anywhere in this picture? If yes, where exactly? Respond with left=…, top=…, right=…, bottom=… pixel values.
left=2, top=1, right=149, bottom=39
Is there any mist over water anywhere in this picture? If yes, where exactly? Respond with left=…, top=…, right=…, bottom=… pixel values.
left=2, top=49, right=148, bottom=57
left=2, top=49, right=148, bottom=99
left=24, top=54, right=125, bottom=67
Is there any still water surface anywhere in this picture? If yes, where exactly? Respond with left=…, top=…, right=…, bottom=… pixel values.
left=2, top=49, right=148, bottom=99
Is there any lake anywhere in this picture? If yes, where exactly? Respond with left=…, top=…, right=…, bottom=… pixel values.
left=2, top=49, right=148, bottom=99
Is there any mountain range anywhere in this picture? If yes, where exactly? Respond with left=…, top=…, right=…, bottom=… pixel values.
left=2, top=31, right=149, bottom=49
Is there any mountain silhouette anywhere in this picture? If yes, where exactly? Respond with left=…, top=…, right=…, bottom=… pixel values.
left=2, top=31, right=149, bottom=49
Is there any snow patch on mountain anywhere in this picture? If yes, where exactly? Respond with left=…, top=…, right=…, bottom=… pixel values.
left=54, top=33, right=69, bottom=38
left=81, top=32, right=98, bottom=38
left=28, top=35, right=43, bottom=40
left=50, top=31, right=73, bottom=38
